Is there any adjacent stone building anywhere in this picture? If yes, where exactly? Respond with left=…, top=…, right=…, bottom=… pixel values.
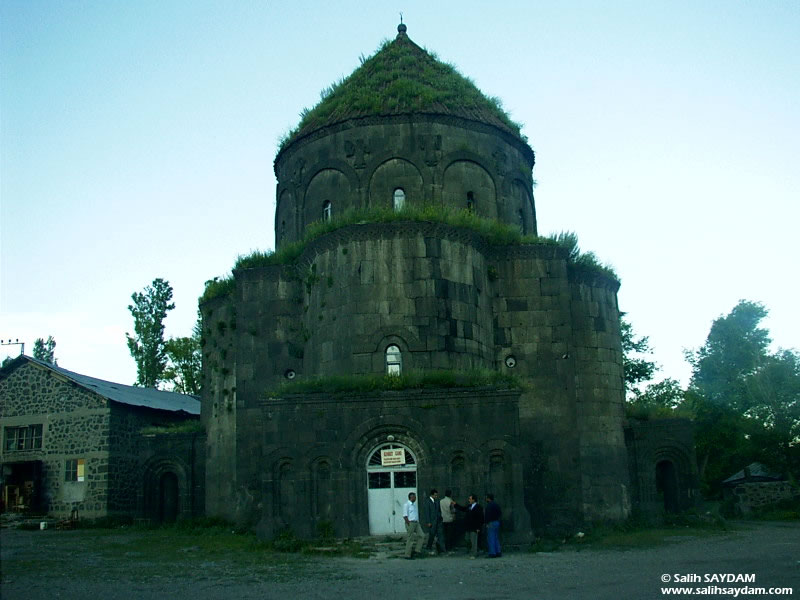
left=198, top=24, right=698, bottom=541
left=0, top=356, right=204, bottom=522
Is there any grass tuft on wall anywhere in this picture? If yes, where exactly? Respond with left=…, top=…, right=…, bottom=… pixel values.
left=265, top=369, right=522, bottom=398
left=200, top=209, right=618, bottom=303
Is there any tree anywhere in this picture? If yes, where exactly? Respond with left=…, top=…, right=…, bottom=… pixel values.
left=687, top=300, right=800, bottom=486
left=688, top=300, right=770, bottom=408
left=620, top=315, right=657, bottom=394
left=163, top=314, right=202, bottom=395
left=33, top=336, right=57, bottom=364
left=126, top=278, right=175, bottom=388
left=628, top=377, right=685, bottom=410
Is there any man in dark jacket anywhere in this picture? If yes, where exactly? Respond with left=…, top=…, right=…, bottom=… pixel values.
left=422, top=489, right=444, bottom=555
left=454, top=494, right=484, bottom=558
left=484, top=493, right=502, bottom=557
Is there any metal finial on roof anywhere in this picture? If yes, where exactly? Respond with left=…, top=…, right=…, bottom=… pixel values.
left=397, top=13, right=407, bottom=36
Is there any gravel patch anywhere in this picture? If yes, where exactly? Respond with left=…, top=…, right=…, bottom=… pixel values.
left=1, top=521, right=797, bottom=599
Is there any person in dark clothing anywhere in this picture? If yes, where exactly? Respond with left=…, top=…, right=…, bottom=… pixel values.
left=422, top=489, right=444, bottom=555
left=484, top=493, right=502, bottom=557
left=454, top=494, right=484, bottom=558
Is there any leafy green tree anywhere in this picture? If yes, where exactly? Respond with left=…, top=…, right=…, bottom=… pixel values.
left=620, top=315, right=657, bottom=394
left=33, top=336, right=57, bottom=364
left=164, top=315, right=202, bottom=395
left=627, top=377, right=685, bottom=414
left=126, top=278, right=175, bottom=388
left=687, top=300, right=800, bottom=488
left=688, top=300, right=770, bottom=408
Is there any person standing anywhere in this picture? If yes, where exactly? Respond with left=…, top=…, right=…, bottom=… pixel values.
left=454, top=494, right=484, bottom=559
left=439, top=489, right=456, bottom=551
left=403, top=492, right=425, bottom=559
left=484, top=493, right=502, bottom=558
left=422, top=488, right=444, bottom=555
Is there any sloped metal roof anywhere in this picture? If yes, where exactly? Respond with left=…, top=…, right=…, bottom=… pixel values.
left=722, top=462, right=783, bottom=485
left=23, top=356, right=200, bottom=415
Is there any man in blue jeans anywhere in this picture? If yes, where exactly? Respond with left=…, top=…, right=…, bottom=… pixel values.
left=484, top=493, right=502, bottom=558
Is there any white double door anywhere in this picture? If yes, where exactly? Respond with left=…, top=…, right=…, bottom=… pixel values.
left=367, top=469, right=417, bottom=535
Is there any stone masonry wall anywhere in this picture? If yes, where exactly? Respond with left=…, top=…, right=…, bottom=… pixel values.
left=200, top=296, right=239, bottom=520
left=241, top=387, right=529, bottom=541
left=274, top=116, right=536, bottom=247
left=569, top=279, right=630, bottom=521
left=732, top=482, right=800, bottom=513
left=107, top=404, right=189, bottom=515
left=1, top=362, right=110, bottom=517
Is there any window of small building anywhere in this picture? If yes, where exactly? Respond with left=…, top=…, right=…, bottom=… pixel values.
left=322, top=200, right=332, bottom=221
left=385, top=344, right=402, bottom=375
left=393, top=188, right=405, bottom=211
left=4, top=424, right=43, bottom=451
left=467, top=191, right=475, bottom=212
left=65, top=458, right=85, bottom=482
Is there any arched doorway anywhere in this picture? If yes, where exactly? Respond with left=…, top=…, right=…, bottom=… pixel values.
left=366, top=443, right=417, bottom=534
left=159, top=472, right=179, bottom=523
left=655, top=460, right=679, bottom=513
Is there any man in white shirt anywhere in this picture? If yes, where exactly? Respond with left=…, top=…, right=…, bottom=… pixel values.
left=403, top=492, right=425, bottom=559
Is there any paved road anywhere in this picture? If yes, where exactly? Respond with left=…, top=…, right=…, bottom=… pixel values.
left=1, top=521, right=797, bottom=599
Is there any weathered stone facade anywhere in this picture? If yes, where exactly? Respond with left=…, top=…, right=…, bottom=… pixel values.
left=624, top=418, right=700, bottom=517
left=0, top=357, right=203, bottom=521
left=729, top=482, right=800, bottom=513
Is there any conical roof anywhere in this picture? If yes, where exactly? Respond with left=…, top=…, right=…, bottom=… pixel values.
left=280, top=25, right=525, bottom=150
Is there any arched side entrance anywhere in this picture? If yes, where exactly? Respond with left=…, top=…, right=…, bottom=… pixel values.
left=159, top=472, right=179, bottom=523
left=140, top=457, right=190, bottom=524
left=366, top=443, right=417, bottom=534
left=655, top=459, right=679, bottom=513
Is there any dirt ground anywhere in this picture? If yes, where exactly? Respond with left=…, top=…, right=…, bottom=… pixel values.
left=1, top=521, right=798, bottom=600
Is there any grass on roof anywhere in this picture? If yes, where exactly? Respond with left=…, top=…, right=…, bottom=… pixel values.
left=280, top=36, right=524, bottom=150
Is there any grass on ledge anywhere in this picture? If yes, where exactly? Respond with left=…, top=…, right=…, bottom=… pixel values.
left=200, top=206, right=618, bottom=304
left=266, top=369, right=522, bottom=398
left=140, top=420, right=205, bottom=435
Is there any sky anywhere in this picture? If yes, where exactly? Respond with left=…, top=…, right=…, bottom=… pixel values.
left=2, top=0, right=799, bottom=388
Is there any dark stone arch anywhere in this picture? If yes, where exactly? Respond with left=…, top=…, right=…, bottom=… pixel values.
left=441, top=159, right=497, bottom=219
left=509, top=178, right=537, bottom=236
left=275, top=188, right=297, bottom=248
left=302, top=168, right=353, bottom=228
left=655, top=459, right=680, bottom=513
left=334, top=419, right=430, bottom=537
left=140, top=456, right=191, bottom=523
left=368, top=332, right=422, bottom=373
left=367, top=157, right=425, bottom=208
left=309, top=456, right=334, bottom=529
left=274, top=456, right=295, bottom=528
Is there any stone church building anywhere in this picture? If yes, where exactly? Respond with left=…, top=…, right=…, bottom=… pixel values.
left=200, top=24, right=698, bottom=542
left=0, top=24, right=697, bottom=536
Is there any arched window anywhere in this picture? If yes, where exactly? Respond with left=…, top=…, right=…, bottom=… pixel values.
left=517, top=209, right=525, bottom=234
left=393, top=188, right=405, bottom=211
left=281, top=220, right=286, bottom=239
left=385, top=344, right=402, bottom=375
left=466, top=191, right=475, bottom=212
left=322, top=200, right=332, bottom=221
